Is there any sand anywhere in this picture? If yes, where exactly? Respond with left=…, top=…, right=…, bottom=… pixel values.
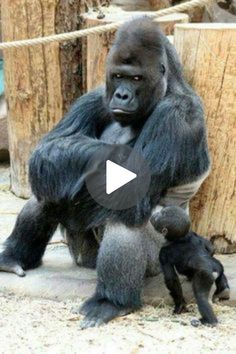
left=0, top=293, right=235, bottom=354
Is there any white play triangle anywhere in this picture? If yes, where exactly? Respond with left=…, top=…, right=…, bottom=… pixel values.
left=106, top=160, right=137, bottom=195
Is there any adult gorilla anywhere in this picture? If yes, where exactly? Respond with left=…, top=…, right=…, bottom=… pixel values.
left=0, top=18, right=210, bottom=327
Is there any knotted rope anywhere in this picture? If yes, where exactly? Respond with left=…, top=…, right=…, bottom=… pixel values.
left=0, top=0, right=214, bottom=50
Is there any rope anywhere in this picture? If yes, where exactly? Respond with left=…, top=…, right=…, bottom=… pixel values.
left=0, top=0, right=214, bottom=50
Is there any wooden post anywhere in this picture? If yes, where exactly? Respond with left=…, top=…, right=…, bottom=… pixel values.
left=174, top=24, right=236, bottom=253
left=149, top=0, right=171, bottom=10
left=83, top=10, right=189, bottom=91
left=1, top=0, right=85, bottom=197
left=111, top=0, right=170, bottom=10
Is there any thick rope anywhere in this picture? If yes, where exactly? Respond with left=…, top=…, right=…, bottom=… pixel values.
left=0, top=0, right=213, bottom=50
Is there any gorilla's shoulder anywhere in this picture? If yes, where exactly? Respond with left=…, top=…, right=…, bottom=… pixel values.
left=78, top=85, right=106, bottom=101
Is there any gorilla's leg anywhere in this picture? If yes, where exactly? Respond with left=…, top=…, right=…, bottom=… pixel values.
left=211, top=258, right=230, bottom=301
left=214, top=274, right=230, bottom=301
left=0, top=197, right=58, bottom=276
left=192, top=270, right=218, bottom=326
left=158, top=171, right=210, bottom=215
left=66, top=228, right=99, bottom=269
left=79, top=223, right=147, bottom=329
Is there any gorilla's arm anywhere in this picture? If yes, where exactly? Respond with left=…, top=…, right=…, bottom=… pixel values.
left=29, top=89, right=210, bottom=227
left=134, top=93, right=210, bottom=206
left=29, top=88, right=110, bottom=202
left=99, top=93, right=210, bottom=228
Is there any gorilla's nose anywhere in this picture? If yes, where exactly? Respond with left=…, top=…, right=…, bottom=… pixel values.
left=114, top=88, right=133, bottom=105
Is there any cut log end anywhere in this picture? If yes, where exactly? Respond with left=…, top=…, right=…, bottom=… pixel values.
left=174, top=23, right=236, bottom=252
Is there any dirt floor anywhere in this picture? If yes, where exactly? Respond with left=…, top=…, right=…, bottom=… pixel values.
left=0, top=293, right=235, bottom=354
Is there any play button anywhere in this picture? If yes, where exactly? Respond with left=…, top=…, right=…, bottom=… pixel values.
left=106, top=160, right=137, bottom=194
left=85, top=145, right=151, bottom=210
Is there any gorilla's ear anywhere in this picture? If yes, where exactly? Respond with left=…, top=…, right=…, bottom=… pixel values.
left=162, top=227, right=168, bottom=236
left=161, top=64, right=166, bottom=75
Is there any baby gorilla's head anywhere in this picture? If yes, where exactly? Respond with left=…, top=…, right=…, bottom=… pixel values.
left=150, top=206, right=191, bottom=242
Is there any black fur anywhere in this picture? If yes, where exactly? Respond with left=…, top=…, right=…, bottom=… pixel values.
left=28, top=18, right=209, bottom=228
left=151, top=206, right=230, bottom=326
left=0, top=18, right=210, bottom=327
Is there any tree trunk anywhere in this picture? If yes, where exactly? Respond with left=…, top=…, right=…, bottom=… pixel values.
left=1, top=0, right=85, bottom=197
left=174, top=23, right=236, bottom=253
left=83, top=9, right=188, bottom=91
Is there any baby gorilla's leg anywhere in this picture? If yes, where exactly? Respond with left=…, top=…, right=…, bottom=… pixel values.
left=192, top=270, right=218, bottom=326
left=214, top=275, right=230, bottom=301
left=212, top=258, right=230, bottom=302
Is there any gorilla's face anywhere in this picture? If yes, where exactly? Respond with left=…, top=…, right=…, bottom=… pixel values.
left=105, top=45, right=168, bottom=126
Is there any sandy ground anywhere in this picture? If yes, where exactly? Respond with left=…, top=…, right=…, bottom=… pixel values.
left=0, top=293, right=235, bottom=354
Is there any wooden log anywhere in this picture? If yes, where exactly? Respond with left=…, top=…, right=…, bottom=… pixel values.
left=85, top=0, right=111, bottom=9
left=153, top=13, right=189, bottom=35
left=111, top=0, right=170, bottom=10
left=83, top=9, right=189, bottom=91
left=1, top=0, right=85, bottom=197
left=55, top=1, right=85, bottom=113
left=172, top=0, right=205, bottom=22
left=174, top=24, right=236, bottom=253
left=149, top=0, right=171, bottom=10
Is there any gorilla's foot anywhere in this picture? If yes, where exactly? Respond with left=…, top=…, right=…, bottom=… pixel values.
left=213, top=287, right=230, bottom=302
left=79, top=295, right=131, bottom=329
left=0, top=253, right=25, bottom=277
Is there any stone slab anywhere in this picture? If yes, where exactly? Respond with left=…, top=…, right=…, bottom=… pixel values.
left=0, top=243, right=234, bottom=307
left=0, top=163, right=235, bottom=307
left=0, top=245, right=97, bottom=301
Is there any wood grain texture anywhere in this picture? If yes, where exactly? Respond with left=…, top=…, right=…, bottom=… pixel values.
left=2, top=0, right=63, bottom=197
left=55, top=1, right=84, bottom=113
left=174, top=24, right=236, bottom=253
left=1, top=0, right=88, bottom=197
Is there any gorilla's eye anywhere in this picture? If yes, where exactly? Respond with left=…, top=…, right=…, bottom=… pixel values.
left=113, top=74, right=123, bottom=79
left=161, top=64, right=166, bottom=75
left=133, top=76, right=142, bottom=81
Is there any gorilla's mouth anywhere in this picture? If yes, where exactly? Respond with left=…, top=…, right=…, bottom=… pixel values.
left=112, top=108, right=135, bottom=115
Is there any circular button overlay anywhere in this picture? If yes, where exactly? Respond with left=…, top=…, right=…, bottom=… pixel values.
left=85, top=145, right=151, bottom=211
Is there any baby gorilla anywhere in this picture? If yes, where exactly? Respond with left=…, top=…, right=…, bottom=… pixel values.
left=150, top=206, right=230, bottom=326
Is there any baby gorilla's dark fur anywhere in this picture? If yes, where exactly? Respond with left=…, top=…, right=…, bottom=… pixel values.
left=150, top=206, right=230, bottom=326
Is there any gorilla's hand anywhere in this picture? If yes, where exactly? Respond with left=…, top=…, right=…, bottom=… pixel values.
left=0, top=253, right=25, bottom=277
